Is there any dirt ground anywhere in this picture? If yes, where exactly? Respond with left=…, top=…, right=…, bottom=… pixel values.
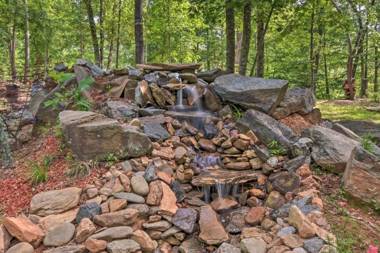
left=319, top=171, right=380, bottom=252
left=0, top=133, right=107, bottom=218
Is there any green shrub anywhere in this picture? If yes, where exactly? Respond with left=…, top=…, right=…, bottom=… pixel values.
left=230, top=104, right=243, bottom=120
left=267, top=140, right=287, bottom=156
left=361, top=133, right=375, bottom=154
left=29, top=155, right=54, bottom=185
left=66, top=161, right=91, bottom=178
left=105, top=153, right=119, bottom=166
left=44, top=75, right=93, bottom=111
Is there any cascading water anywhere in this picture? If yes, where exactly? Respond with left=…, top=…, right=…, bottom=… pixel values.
left=185, top=85, right=202, bottom=111
left=176, top=88, right=184, bottom=107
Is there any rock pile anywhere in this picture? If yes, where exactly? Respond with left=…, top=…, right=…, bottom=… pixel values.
left=1, top=108, right=337, bottom=253
left=2, top=60, right=379, bottom=253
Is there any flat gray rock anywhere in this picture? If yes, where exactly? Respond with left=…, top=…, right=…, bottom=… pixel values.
left=113, top=192, right=145, bottom=203
left=303, top=126, right=359, bottom=173
left=238, top=109, right=297, bottom=151
left=107, top=239, right=141, bottom=253
left=214, top=74, right=288, bottom=114
left=43, top=222, right=75, bottom=247
left=90, top=226, right=133, bottom=241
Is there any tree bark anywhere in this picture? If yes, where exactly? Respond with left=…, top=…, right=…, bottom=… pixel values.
left=375, top=46, right=379, bottom=93
left=115, top=0, right=123, bottom=68
left=107, top=1, right=117, bottom=69
left=255, top=9, right=265, bottom=77
left=360, top=32, right=368, bottom=97
left=309, top=0, right=315, bottom=89
left=225, top=0, right=235, bottom=73
left=9, top=15, right=17, bottom=81
left=84, top=0, right=101, bottom=66
left=135, top=0, right=144, bottom=64
left=239, top=1, right=252, bottom=76
left=23, top=0, right=30, bottom=82
left=99, top=0, right=105, bottom=67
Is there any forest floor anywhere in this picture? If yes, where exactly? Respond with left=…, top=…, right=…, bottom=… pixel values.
left=0, top=131, right=107, bottom=219
left=318, top=170, right=380, bottom=252
left=317, top=98, right=380, bottom=252
left=317, top=99, right=380, bottom=123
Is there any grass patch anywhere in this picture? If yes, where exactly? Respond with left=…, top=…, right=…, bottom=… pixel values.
left=29, top=155, right=54, bottom=185
left=317, top=100, right=380, bottom=124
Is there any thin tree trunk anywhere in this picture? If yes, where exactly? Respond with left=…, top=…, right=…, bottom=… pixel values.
left=107, top=1, right=118, bottom=69
left=239, top=1, right=252, bottom=76
left=206, top=28, right=211, bottom=70
left=44, top=45, right=49, bottom=79
left=256, top=10, right=265, bottom=77
left=360, top=31, right=368, bottom=97
left=84, top=0, right=101, bottom=66
left=375, top=46, right=379, bottom=92
left=135, top=0, right=144, bottom=64
left=225, top=0, right=235, bottom=73
left=115, top=0, right=122, bottom=68
left=309, top=0, right=315, bottom=89
left=9, top=16, right=17, bottom=81
left=346, top=37, right=355, bottom=100
left=23, top=0, right=30, bottom=82
left=99, top=0, right=105, bottom=67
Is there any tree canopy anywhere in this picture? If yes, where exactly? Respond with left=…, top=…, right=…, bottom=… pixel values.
left=0, top=0, right=379, bottom=98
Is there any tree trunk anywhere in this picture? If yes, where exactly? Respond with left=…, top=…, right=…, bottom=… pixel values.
left=309, top=0, right=315, bottom=89
left=99, top=0, right=105, bottom=67
left=239, top=1, right=252, bottom=76
left=360, top=32, right=368, bottom=97
left=9, top=16, right=17, bottom=81
left=107, top=2, right=117, bottom=69
left=256, top=9, right=265, bottom=77
left=135, top=0, right=144, bottom=64
left=84, top=0, right=101, bottom=66
left=206, top=28, right=211, bottom=70
left=115, top=0, right=122, bottom=68
left=225, top=0, right=235, bottom=73
left=23, top=0, right=30, bottom=82
left=345, top=38, right=355, bottom=100
left=44, top=45, right=49, bottom=79
left=375, top=46, right=379, bottom=93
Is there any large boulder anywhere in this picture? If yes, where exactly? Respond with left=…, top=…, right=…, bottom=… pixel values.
left=338, top=120, right=380, bottom=145
left=59, top=110, right=152, bottom=160
left=101, top=101, right=138, bottom=121
left=214, top=74, right=288, bottom=114
left=30, top=187, right=82, bottom=216
left=272, top=87, right=316, bottom=119
left=343, top=147, right=380, bottom=204
left=238, top=109, right=297, bottom=151
left=303, top=126, right=359, bottom=173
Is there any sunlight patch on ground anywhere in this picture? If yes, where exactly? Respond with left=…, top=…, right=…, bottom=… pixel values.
left=317, top=100, right=380, bottom=124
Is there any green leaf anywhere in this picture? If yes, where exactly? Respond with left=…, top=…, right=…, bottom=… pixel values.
left=78, top=76, right=95, bottom=92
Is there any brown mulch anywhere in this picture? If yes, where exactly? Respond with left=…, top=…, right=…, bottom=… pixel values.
left=0, top=135, right=106, bottom=217
left=280, top=113, right=313, bottom=135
